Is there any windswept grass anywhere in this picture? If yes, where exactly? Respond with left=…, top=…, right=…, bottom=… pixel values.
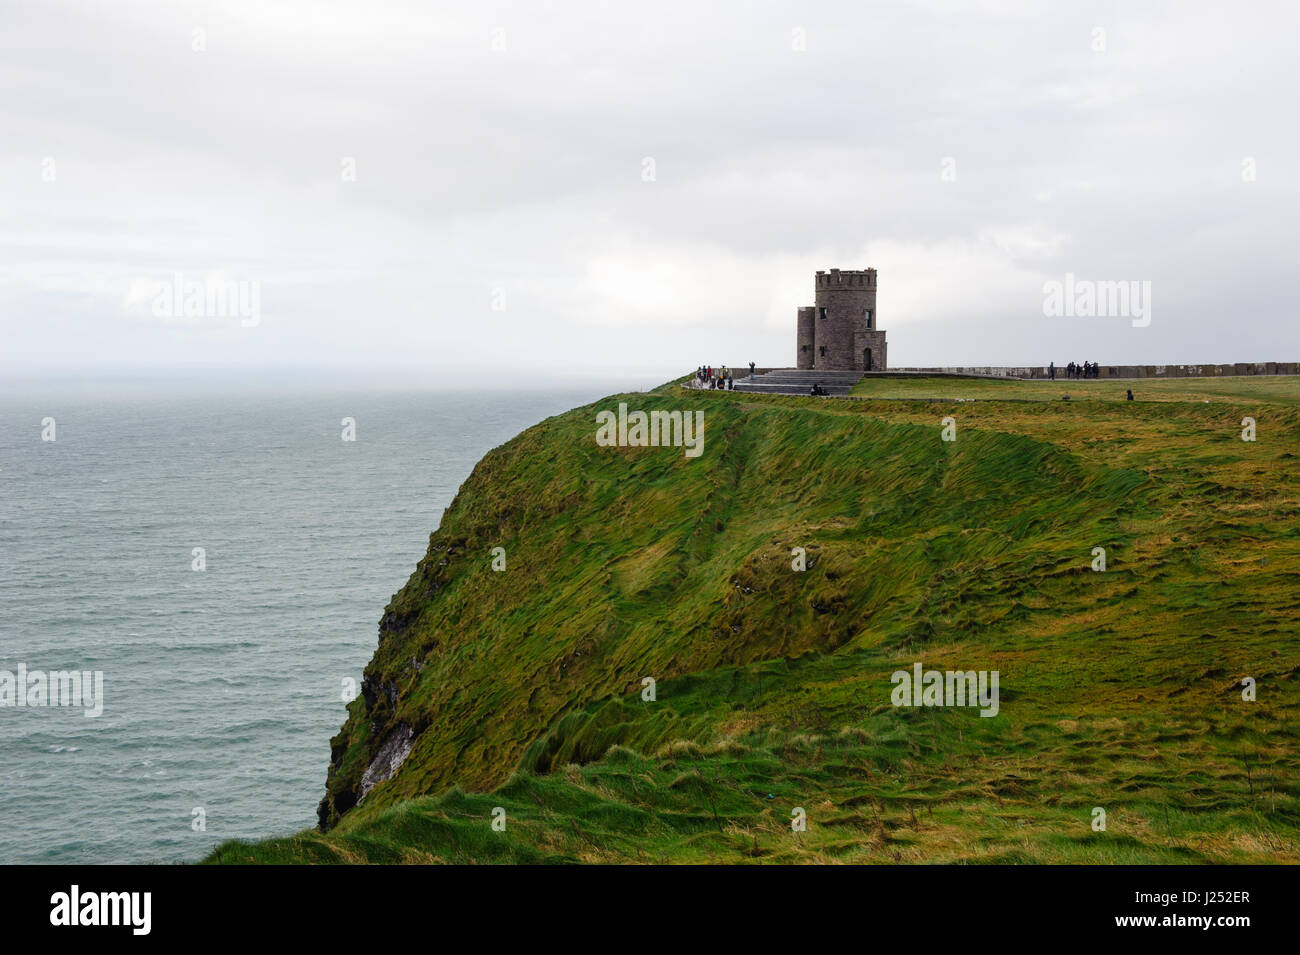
left=208, top=375, right=1300, bottom=864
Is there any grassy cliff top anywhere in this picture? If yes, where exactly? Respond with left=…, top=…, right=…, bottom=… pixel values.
left=208, top=375, right=1300, bottom=864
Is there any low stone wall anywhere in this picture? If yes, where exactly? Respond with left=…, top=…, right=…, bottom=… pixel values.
left=894, top=363, right=1300, bottom=380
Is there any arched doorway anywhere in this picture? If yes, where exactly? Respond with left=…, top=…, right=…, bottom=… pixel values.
left=863, top=347, right=873, bottom=371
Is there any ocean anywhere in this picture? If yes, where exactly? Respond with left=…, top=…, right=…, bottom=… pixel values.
left=0, top=384, right=615, bottom=864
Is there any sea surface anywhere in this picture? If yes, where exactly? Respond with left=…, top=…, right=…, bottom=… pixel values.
left=0, top=383, right=620, bottom=864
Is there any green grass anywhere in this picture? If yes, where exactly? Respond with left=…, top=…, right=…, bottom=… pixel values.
left=206, top=375, right=1300, bottom=864
left=850, top=373, right=1300, bottom=405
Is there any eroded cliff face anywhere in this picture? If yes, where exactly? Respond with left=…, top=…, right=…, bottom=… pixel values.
left=316, top=538, right=461, bottom=831
left=311, top=389, right=904, bottom=832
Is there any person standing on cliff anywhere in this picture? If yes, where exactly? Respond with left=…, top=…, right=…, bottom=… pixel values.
left=1049, top=361, right=1055, bottom=381
left=749, top=361, right=755, bottom=380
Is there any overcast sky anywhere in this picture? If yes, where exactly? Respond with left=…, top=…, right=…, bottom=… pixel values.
left=2, top=0, right=1297, bottom=383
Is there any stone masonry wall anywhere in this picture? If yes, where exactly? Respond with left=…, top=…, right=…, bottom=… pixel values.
left=893, top=363, right=1300, bottom=379
left=796, top=307, right=816, bottom=370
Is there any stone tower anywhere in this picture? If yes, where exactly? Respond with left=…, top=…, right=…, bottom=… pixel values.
left=795, top=268, right=887, bottom=372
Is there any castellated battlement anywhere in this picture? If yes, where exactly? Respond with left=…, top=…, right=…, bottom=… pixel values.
left=815, top=268, right=877, bottom=288
left=798, top=268, right=887, bottom=372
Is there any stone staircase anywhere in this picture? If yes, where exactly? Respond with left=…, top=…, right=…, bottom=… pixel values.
left=730, top=368, right=864, bottom=396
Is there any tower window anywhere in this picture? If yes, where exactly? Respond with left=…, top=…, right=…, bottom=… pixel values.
left=818, top=308, right=827, bottom=320
left=865, top=309, right=873, bottom=329
left=819, top=346, right=826, bottom=356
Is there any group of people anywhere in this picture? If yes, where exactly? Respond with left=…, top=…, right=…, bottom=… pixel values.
left=697, top=365, right=733, bottom=389
left=1052, top=360, right=1100, bottom=380
left=696, top=362, right=757, bottom=390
